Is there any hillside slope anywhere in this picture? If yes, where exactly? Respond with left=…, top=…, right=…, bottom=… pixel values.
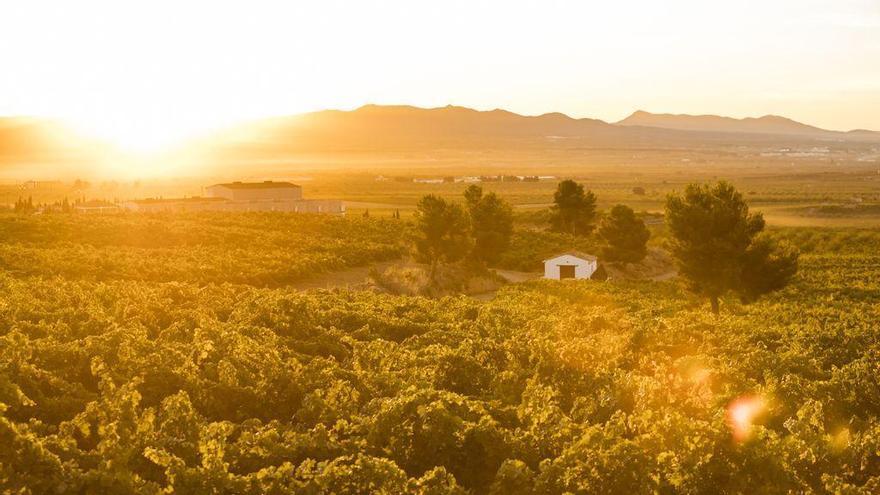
left=617, top=110, right=880, bottom=141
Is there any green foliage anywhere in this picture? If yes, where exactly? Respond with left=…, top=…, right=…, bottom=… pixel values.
left=496, top=230, right=601, bottom=272
left=549, top=180, right=597, bottom=236
left=413, top=195, right=472, bottom=274
left=0, top=213, right=878, bottom=494
left=598, top=204, right=650, bottom=263
left=0, top=212, right=407, bottom=286
left=768, top=227, right=880, bottom=255
left=739, top=235, right=800, bottom=303
left=666, top=181, right=798, bottom=312
left=463, top=185, right=514, bottom=265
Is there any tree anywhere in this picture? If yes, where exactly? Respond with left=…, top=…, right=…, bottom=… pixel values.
left=413, top=195, right=472, bottom=277
left=739, top=234, right=799, bottom=303
left=463, top=184, right=483, bottom=209
left=14, top=196, right=34, bottom=214
left=549, top=180, right=597, bottom=236
left=463, top=185, right=513, bottom=265
left=598, top=205, right=650, bottom=263
left=665, top=181, right=798, bottom=313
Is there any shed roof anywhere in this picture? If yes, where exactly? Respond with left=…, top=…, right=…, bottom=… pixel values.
left=543, top=251, right=598, bottom=262
left=210, top=181, right=300, bottom=189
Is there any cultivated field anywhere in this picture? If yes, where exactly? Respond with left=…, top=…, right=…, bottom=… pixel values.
left=7, top=157, right=879, bottom=227
left=2, top=202, right=880, bottom=492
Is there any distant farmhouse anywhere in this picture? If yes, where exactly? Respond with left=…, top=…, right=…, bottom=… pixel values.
left=122, top=181, right=345, bottom=214
left=544, top=251, right=598, bottom=280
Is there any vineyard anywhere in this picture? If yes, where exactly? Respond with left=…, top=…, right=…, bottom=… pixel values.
left=2, top=214, right=880, bottom=493
left=0, top=213, right=408, bottom=286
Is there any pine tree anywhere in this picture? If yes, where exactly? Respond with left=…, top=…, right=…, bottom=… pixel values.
left=665, top=181, right=798, bottom=313
left=413, top=195, right=472, bottom=278
left=463, top=185, right=513, bottom=265
left=549, top=180, right=597, bottom=236
left=598, top=205, right=650, bottom=263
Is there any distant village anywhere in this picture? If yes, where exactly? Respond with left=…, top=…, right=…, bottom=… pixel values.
left=376, top=174, right=557, bottom=184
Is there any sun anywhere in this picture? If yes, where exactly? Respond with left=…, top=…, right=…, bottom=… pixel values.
left=56, top=109, right=228, bottom=178
left=65, top=114, right=207, bottom=154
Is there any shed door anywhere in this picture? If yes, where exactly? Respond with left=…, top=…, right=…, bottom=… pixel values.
left=559, top=265, right=576, bottom=279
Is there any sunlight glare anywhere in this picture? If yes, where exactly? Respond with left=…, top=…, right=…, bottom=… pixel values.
left=64, top=113, right=221, bottom=154
left=727, top=395, right=766, bottom=442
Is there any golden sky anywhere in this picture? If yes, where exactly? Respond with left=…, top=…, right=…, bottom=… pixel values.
left=1, top=0, right=879, bottom=151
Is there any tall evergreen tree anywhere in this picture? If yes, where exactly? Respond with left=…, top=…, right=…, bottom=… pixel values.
left=413, top=195, right=472, bottom=278
left=549, top=180, right=597, bottom=236
left=598, top=204, right=650, bottom=263
left=463, top=185, right=513, bottom=265
left=665, top=181, right=798, bottom=313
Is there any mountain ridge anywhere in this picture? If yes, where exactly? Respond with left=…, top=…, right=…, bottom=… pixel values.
left=2, top=105, right=879, bottom=176
left=615, top=110, right=871, bottom=138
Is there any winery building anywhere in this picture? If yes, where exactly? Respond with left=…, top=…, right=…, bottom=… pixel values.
left=543, top=251, right=598, bottom=280
left=205, top=181, right=303, bottom=202
left=123, top=181, right=345, bottom=214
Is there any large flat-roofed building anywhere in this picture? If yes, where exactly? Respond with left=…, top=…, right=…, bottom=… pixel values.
left=205, top=181, right=303, bottom=202
left=123, top=197, right=345, bottom=214
left=122, top=180, right=345, bottom=214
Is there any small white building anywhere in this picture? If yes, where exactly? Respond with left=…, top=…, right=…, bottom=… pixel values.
left=543, top=251, right=598, bottom=280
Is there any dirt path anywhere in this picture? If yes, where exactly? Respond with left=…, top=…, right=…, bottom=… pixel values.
left=289, top=260, right=676, bottom=298
left=467, top=269, right=542, bottom=301
left=494, top=269, right=542, bottom=283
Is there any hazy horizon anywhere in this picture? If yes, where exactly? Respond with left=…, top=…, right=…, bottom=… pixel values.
left=4, top=3, right=880, bottom=492
left=2, top=0, right=879, bottom=153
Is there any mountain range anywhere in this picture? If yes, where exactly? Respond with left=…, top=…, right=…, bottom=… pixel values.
left=2, top=105, right=878, bottom=174
left=213, top=105, right=880, bottom=153
left=617, top=110, right=879, bottom=139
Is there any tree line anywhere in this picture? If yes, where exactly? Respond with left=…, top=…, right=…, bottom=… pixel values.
left=412, top=179, right=798, bottom=313
left=412, top=182, right=650, bottom=276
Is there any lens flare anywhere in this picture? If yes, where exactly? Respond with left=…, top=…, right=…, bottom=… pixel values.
left=727, top=395, right=766, bottom=442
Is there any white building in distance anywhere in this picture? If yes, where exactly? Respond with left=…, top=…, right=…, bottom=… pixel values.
left=544, top=251, right=598, bottom=280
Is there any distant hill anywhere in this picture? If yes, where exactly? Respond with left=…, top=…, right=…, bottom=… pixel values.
left=0, top=117, right=66, bottom=160
left=0, top=117, right=104, bottom=161
left=2, top=105, right=879, bottom=178
left=0, top=117, right=114, bottom=178
left=199, top=105, right=880, bottom=165
left=617, top=110, right=880, bottom=141
left=223, top=104, right=630, bottom=151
